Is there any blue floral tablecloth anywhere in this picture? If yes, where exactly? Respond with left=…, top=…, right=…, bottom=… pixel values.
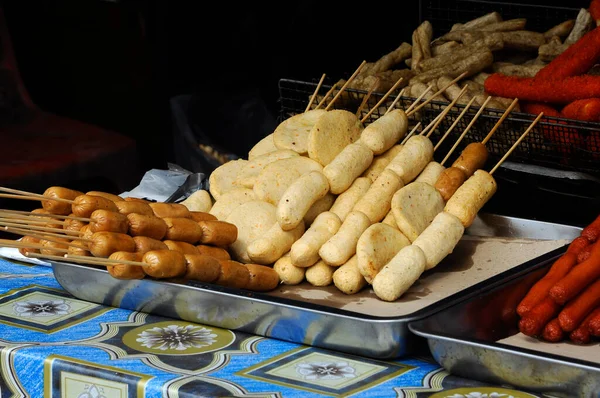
left=0, top=256, right=544, bottom=398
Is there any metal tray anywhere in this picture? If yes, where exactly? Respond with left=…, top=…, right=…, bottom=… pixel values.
left=51, top=214, right=580, bottom=359
left=409, top=248, right=600, bottom=397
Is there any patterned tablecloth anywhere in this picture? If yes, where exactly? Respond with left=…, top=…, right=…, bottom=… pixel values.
left=0, top=256, right=543, bottom=398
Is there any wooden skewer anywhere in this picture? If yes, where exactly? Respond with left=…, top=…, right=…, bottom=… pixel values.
left=0, top=209, right=89, bottom=222
left=3, top=226, right=91, bottom=244
left=385, top=88, right=407, bottom=115
left=404, top=85, right=433, bottom=114
left=406, top=71, right=469, bottom=117
left=482, top=97, right=519, bottom=145
left=325, top=60, right=367, bottom=111
left=66, top=253, right=147, bottom=267
left=25, top=252, right=120, bottom=267
left=315, top=83, right=339, bottom=110
left=0, top=187, right=74, bottom=204
left=305, top=73, right=327, bottom=112
left=0, top=221, right=80, bottom=236
left=401, top=122, right=421, bottom=145
left=441, top=95, right=493, bottom=166
left=434, top=96, right=477, bottom=152
left=420, top=112, right=443, bottom=136
left=423, top=85, right=470, bottom=138
left=360, top=76, right=405, bottom=123
left=355, top=77, right=380, bottom=117
left=0, top=239, right=69, bottom=253
left=490, top=112, right=544, bottom=175
left=0, top=216, right=67, bottom=226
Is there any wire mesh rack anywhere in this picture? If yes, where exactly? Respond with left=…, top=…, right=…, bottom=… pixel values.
left=419, top=0, right=585, bottom=35
left=278, top=78, right=600, bottom=177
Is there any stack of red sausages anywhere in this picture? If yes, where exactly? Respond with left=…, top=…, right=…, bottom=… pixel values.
left=17, top=186, right=280, bottom=292
left=517, top=213, right=600, bottom=344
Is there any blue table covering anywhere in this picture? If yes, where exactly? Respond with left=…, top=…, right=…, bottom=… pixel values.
left=0, top=256, right=543, bottom=398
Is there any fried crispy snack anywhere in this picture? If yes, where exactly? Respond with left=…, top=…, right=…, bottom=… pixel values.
left=500, top=31, right=546, bottom=51
left=479, top=18, right=527, bottom=32
left=360, top=42, right=413, bottom=76
left=417, top=34, right=503, bottom=72
left=431, top=41, right=460, bottom=56
left=544, top=19, right=575, bottom=39
left=451, top=12, right=502, bottom=31
left=411, top=49, right=493, bottom=84
left=565, top=8, right=594, bottom=45
left=538, top=37, right=569, bottom=62
left=492, top=62, right=545, bottom=78
left=438, top=75, right=473, bottom=105
left=411, top=21, right=433, bottom=71
left=347, top=69, right=413, bottom=93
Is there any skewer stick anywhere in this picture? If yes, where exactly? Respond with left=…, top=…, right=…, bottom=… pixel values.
left=441, top=96, right=493, bottom=166
left=66, top=254, right=147, bottom=267
left=0, top=238, right=70, bottom=253
left=420, top=113, right=443, bottom=136
left=0, top=209, right=88, bottom=222
left=3, top=226, right=91, bottom=244
left=434, top=96, right=477, bottom=152
left=490, top=112, right=544, bottom=175
left=482, top=97, right=519, bottom=145
left=314, top=83, right=340, bottom=110
left=404, top=85, right=433, bottom=114
left=25, top=252, right=131, bottom=267
left=423, top=85, right=470, bottom=138
left=305, top=73, right=327, bottom=112
left=0, top=216, right=66, bottom=226
left=0, top=221, right=80, bottom=236
left=325, top=60, right=367, bottom=111
left=0, top=187, right=74, bottom=204
left=385, top=88, right=407, bottom=115
left=406, top=71, right=469, bottom=117
left=360, top=76, right=405, bottom=123
left=355, top=77, right=380, bottom=117
left=401, top=123, right=421, bottom=145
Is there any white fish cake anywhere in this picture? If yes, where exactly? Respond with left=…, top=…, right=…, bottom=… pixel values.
left=253, top=156, right=323, bottom=205
left=385, top=135, right=434, bottom=184
left=352, top=169, right=403, bottom=223
left=248, top=133, right=278, bottom=160
left=303, top=193, right=336, bottom=226
left=209, top=159, right=248, bottom=200
left=307, top=109, right=363, bottom=166
left=319, top=210, right=371, bottom=266
left=290, top=211, right=341, bottom=268
left=361, top=144, right=404, bottom=182
left=277, top=171, right=329, bottom=231
left=391, top=181, right=445, bottom=242
left=323, top=142, right=373, bottom=194
left=274, top=254, right=305, bottom=285
left=225, top=200, right=277, bottom=263
left=333, top=255, right=367, bottom=295
left=273, top=109, right=327, bottom=154
left=209, top=188, right=256, bottom=221
left=356, top=222, right=411, bottom=284
left=247, top=220, right=305, bottom=265
left=305, top=259, right=335, bottom=287
left=180, top=189, right=213, bottom=213
left=359, top=109, right=408, bottom=155
left=444, top=169, right=497, bottom=228
left=372, top=245, right=427, bottom=302
left=415, top=161, right=446, bottom=186
left=235, top=149, right=299, bottom=189
left=413, top=211, right=464, bottom=270
left=329, top=177, right=371, bottom=222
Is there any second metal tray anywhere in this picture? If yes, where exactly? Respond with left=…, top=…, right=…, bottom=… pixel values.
left=51, top=214, right=580, bottom=359
left=409, top=248, right=600, bottom=397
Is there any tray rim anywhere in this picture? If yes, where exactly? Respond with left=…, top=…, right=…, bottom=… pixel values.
left=51, top=240, right=570, bottom=324
left=408, top=247, right=600, bottom=373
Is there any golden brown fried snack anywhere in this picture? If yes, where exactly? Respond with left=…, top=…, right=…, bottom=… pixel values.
left=411, top=20, right=433, bottom=71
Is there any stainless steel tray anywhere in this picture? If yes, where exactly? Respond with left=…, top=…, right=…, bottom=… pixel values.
left=51, top=213, right=581, bottom=359
left=409, top=248, right=600, bottom=397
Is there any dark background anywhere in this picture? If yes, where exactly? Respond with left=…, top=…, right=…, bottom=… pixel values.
left=0, top=0, right=597, bottom=226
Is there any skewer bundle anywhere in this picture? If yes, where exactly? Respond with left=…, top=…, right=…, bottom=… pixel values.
left=0, top=189, right=280, bottom=292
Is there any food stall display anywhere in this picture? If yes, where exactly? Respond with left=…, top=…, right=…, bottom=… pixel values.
left=0, top=1, right=598, bottom=396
